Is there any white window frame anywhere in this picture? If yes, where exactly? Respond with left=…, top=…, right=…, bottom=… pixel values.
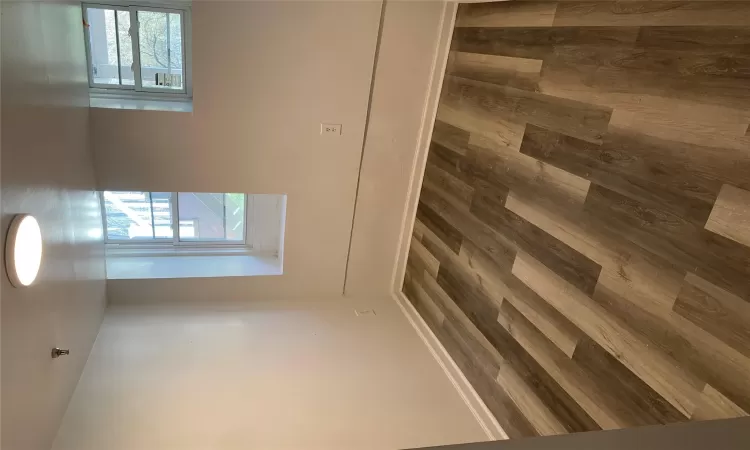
left=82, top=2, right=192, bottom=99
left=101, top=192, right=251, bottom=249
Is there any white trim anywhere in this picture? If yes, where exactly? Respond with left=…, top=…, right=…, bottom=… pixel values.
left=89, top=91, right=194, bottom=112
left=95, top=0, right=191, bottom=9
left=393, top=291, right=508, bottom=441
left=181, top=6, right=193, bottom=97
left=131, top=5, right=144, bottom=91
left=105, top=246, right=253, bottom=258
left=387, top=1, right=509, bottom=442
left=390, top=1, right=453, bottom=298
left=90, top=89, right=192, bottom=102
left=105, top=253, right=282, bottom=280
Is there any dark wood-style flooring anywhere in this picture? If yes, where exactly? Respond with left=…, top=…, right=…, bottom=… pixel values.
left=403, top=0, right=750, bottom=438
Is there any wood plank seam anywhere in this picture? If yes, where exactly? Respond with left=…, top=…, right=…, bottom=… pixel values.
left=402, top=0, right=750, bottom=438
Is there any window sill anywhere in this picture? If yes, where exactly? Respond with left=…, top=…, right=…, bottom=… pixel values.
left=90, top=95, right=193, bottom=113
left=105, top=252, right=282, bottom=280
left=106, top=246, right=252, bottom=258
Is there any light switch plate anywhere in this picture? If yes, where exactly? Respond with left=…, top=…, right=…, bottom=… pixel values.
left=321, top=123, right=342, bottom=135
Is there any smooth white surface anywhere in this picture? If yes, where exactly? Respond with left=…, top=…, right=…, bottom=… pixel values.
left=92, top=1, right=382, bottom=303
left=378, top=7, right=501, bottom=439
left=395, top=291, right=507, bottom=441
left=353, top=2, right=502, bottom=440
left=1, top=2, right=107, bottom=449
left=249, top=194, right=285, bottom=256
left=52, top=297, right=485, bottom=450
left=106, top=254, right=282, bottom=279
left=6, top=214, right=44, bottom=287
left=345, top=0, right=454, bottom=297
left=90, top=96, right=194, bottom=112
left=391, top=1, right=457, bottom=299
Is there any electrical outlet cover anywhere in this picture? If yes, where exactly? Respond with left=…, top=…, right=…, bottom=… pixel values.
left=321, top=123, right=342, bottom=135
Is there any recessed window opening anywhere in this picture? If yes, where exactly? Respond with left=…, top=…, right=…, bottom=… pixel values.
left=83, top=2, right=191, bottom=98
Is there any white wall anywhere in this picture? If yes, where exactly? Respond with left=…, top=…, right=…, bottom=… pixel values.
left=1, top=2, right=107, bottom=450
left=344, top=0, right=453, bottom=298
left=97, top=0, right=456, bottom=304
left=77, top=4, right=486, bottom=448
left=52, top=296, right=485, bottom=450
left=94, top=1, right=382, bottom=303
left=250, top=194, right=285, bottom=256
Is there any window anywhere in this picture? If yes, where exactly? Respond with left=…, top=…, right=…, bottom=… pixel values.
left=102, top=191, right=247, bottom=246
left=82, top=3, right=190, bottom=97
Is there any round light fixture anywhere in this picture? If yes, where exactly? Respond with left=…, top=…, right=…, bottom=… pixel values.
left=5, top=214, right=43, bottom=287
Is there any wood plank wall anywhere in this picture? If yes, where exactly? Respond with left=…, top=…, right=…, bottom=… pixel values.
left=402, top=0, right=750, bottom=439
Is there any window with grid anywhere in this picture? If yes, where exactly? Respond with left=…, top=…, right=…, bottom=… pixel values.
left=102, top=192, right=247, bottom=246
left=83, top=3, right=190, bottom=97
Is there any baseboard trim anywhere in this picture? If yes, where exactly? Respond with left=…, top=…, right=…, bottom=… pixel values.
left=393, top=290, right=508, bottom=441
left=389, top=1, right=455, bottom=297
left=387, top=1, right=507, bottom=441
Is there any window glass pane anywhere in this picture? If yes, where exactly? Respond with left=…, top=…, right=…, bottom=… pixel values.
left=177, top=193, right=245, bottom=242
left=103, top=191, right=156, bottom=240
left=86, top=8, right=120, bottom=85
left=138, top=10, right=184, bottom=90
left=151, top=192, right=174, bottom=239
left=226, top=193, right=246, bottom=241
left=117, top=10, right=135, bottom=85
left=169, top=13, right=183, bottom=83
